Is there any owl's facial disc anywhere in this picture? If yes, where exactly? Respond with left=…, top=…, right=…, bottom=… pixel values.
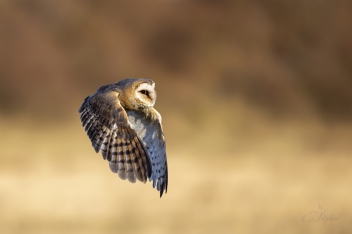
left=135, top=82, right=156, bottom=107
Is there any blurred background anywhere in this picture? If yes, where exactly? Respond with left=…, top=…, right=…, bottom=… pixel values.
left=1, top=0, right=351, bottom=233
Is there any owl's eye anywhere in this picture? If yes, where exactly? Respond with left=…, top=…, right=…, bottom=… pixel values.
left=140, top=90, right=149, bottom=96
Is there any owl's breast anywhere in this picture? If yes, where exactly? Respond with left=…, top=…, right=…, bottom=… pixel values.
left=127, top=111, right=148, bottom=139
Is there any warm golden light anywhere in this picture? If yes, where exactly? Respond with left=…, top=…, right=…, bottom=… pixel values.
left=1, top=1, right=351, bottom=233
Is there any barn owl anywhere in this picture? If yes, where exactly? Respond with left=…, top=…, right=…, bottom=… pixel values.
left=78, top=78, right=168, bottom=197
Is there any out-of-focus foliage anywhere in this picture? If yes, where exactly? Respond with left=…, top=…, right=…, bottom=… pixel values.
left=1, top=0, right=352, bottom=121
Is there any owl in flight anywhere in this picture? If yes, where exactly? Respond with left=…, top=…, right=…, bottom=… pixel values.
left=78, top=78, right=168, bottom=197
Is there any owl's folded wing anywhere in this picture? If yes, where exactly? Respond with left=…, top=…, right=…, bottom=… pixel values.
left=127, top=110, right=168, bottom=197
left=78, top=90, right=152, bottom=183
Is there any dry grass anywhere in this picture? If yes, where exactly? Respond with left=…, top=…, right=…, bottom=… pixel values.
left=0, top=117, right=351, bottom=234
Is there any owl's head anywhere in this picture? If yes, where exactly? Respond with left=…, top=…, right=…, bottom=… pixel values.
left=134, top=81, right=156, bottom=107
left=116, top=78, right=157, bottom=109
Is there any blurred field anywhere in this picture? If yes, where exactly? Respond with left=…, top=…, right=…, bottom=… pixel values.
left=1, top=0, right=352, bottom=233
left=1, top=116, right=351, bottom=234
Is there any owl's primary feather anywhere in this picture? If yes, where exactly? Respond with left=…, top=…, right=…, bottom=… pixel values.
left=127, top=109, right=168, bottom=197
left=78, top=78, right=168, bottom=197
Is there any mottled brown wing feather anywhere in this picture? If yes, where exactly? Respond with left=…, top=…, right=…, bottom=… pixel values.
left=78, top=91, right=152, bottom=183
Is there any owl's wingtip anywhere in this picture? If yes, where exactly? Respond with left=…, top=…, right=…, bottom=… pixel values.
left=159, top=189, right=167, bottom=198
left=158, top=180, right=168, bottom=197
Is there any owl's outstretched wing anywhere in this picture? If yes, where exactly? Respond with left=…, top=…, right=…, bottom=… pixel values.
left=78, top=90, right=152, bottom=183
left=127, top=110, right=168, bottom=197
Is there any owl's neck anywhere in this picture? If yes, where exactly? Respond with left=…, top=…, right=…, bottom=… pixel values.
left=137, top=107, right=159, bottom=122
